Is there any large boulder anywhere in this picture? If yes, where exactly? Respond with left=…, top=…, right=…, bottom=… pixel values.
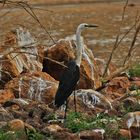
left=43, top=33, right=117, bottom=89
left=5, top=71, right=58, bottom=104
left=43, top=38, right=102, bottom=89
left=0, top=27, right=45, bottom=89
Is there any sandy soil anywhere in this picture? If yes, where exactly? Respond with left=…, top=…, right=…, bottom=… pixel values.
left=0, top=1, right=140, bottom=65
left=25, top=0, right=140, bottom=5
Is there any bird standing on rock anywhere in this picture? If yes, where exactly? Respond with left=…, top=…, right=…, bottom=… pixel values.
left=54, top=23, right=98, bottom=117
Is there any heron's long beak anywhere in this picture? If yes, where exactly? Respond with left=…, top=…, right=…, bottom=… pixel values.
left=85, top=24, right=98, bottom=28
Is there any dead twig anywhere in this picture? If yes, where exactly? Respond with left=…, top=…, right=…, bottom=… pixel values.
left=122, top=0, right=129, bottom=21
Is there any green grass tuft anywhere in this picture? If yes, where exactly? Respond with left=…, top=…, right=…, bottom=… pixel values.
left=128, top=64, right=140, bottom=77
left=64, top=111, right=121, bottom=137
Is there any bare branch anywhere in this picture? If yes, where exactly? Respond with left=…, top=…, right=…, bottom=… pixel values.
left=122, top=0, right=129, bottom=21
left=0, top=0, right=56, bottom=44
left=123, top=23, right=140, bottom=66
left=103, top=0, right=130, bottom=77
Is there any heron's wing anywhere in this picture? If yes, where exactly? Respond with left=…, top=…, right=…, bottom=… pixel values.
left=59, top=66, right=79, bottom=87
left=55, top=66, right=80, bottom=107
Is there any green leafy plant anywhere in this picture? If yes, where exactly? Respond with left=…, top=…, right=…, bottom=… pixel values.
left=0, top=127, right=46, bottom=140
left=0, top=131, right=13, bottom=140
left=0, top=129, right=25, bottom=140
left=26, top=129, right=45, bottom=140
left=64, top=112, right=91, bottom=132
left=128, top=64, right=140, bottom=77
left=65, top=111, right=121, bottom=138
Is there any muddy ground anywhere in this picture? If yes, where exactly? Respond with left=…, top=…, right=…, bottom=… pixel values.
left=0, top=0, right=140, bottom=66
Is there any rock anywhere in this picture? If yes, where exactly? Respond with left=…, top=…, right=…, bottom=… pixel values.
left=8, top=119, right=25, bottom=130
left=0, top=121, right=7, bottom=129
left=79, top=129, right=105, bottom=140
left=94, top=58, right=116, bottom=77
left=43, top=124, right=79, bottom=140
left=3, top=98, right=29, bottom=108
left=8, top=119, right=27, bottom=140
left=105, top=76, right=131, bottom=99
left=54, top=89, right=112, bottom=116
left=118, top=129, right=131, bottom=140
left=43, top=40, right=75, bottom=80
left=43, top=39, right=102, bottom=89
left=0, top=55, right=18, bottom=89
left=5, top=71, right=58, bottom=104
left=53, top=131, right=80, bottom=140
left=0, top=107, right=14, bottom=121
left=124, top=112, right=140, bottom=139
left=0, top=27, right=45, bottom=89
left=131, top=77, right=140, bottom=81
left=75, top=89, right=112, bottom=110
left=122, top=97, right=139, bottom=112
left=130, top=77, right=140, bottom=89
left=46, top=124, right=64, bottom=132
left=0, top=89, right=15, bottom=104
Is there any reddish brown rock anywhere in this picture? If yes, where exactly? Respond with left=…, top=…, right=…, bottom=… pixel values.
left=119, top=129, right=131, bottom=139
left=5, top=71, right=58, bottom=104
left=53, top=131, right=80, bottom=140
left=9, top=119, right=25, bottom=130
left=124, top=112, right=140, bottom=139
left=43, top=39, right=102, bottom=89
left=131, top=77, right=140, bottom=89
left=0, top=28, right=45, bottom=89
left=8, top=119, right=28, bottom=140
left=131, top=77, right=140, bottom=81
left=79, top=129, right=105, bottom=140
left=0, top=89, right=15, bottom=104
left=105, top=76, right=131, bottom=99
left=43, top=40, right=75, bottom=80
left=47, top=124, right=64, bottom=132
left=95, top=58, right=116, bottom=77
left=42, top=123, right=79, bottom=140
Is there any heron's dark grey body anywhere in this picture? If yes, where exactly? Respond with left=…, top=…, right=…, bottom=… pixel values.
left=54, top=60, right=80, bottom=107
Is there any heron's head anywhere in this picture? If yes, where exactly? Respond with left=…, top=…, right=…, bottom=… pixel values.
left=77, top=23, right=98, bottom=32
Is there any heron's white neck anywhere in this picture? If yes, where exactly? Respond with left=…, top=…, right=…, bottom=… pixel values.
left=75, top=28, right=83, bottom=67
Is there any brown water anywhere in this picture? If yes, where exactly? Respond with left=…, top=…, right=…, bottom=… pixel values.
left=0, top=1, right=140, bottom=66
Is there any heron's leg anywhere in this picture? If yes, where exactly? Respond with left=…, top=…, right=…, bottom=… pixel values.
left=74, top=90, right=77, bottom=113
left=64, top=99, right=68, bottom=119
